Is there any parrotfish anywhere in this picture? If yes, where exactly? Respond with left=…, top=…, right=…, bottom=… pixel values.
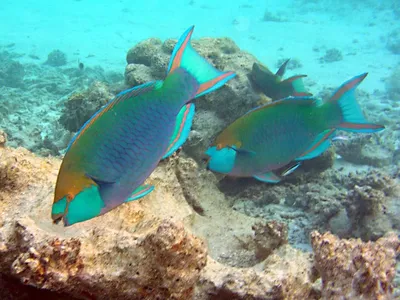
left=251, top=59, right=311, bottom=102
left=205, top=73, right=384, bottom=183
left=52, top=26, right=236, bottom=226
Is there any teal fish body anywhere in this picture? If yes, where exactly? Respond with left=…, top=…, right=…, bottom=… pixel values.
left=206, top=73, right=384, bottom=183
left=52, top=26, right=236, bottom=226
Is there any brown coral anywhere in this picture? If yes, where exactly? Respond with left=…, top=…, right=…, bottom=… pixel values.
left=252, top=220, right=288, bottom=260
left=0, top=129, right=7, bottom=147
left=311, top=231, right=400, bottom=299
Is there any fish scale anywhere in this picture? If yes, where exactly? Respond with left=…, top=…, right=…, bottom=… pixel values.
left=206, top=74, right=384, bottom=183
left=52, top=26, right=236, bottom=226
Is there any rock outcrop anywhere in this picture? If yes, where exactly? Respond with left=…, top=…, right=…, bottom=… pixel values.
left=1, top=145, right=399, bottom=299
left=312, top=231, right=400, bottom=299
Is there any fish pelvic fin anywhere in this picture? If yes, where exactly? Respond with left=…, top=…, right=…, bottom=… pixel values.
left=254, top=172, right=281, bottom=183
left=163, top=103, right=195, bottom=159
left=126, top=184, right=154, bottom=202
left=329, top=73, right=385, bottom=133
left=167, top=25, right=236, bottom=98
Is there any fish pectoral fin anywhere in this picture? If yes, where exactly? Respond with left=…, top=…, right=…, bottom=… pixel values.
left=85, top=173, right=116, bottom=187
left=126, top=184, right=154, bottom=202
left=163, top=103, right=196, bottom=159
left=228, top=146, right=256, bottom=155
left=296, top=129, right=336, bottom=161
left=254, top=172, right=281, bottom=183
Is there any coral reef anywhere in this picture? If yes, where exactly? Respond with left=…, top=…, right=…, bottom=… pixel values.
left=319, top=48, right=343, bottom=63
left=252, top=220, right=288, bottom=260
left=344, top=170, right=398, bottom=241
left=276, top=57, right=303, bottom=70
left=386, top=64, right=400, bottom=100
left=0, top=129, right=7, bottom=147
left=0, top=51, right=25, bottom=88
left=336, top=135, right=393, bottom=167
left=59, top=81, right=115, bottom=132
left=227, top=166, right=399, bottom=247
left=261, top=9, right=285, bottom=22
left=0, top=145, right=399, bottom=299
left=0, top=53, right=123, bottom=156
left=44, top=49, right=67, bottom=67
left=311, top=231, right=400, bottom=299
left=387, top=28, right=400, bottom=55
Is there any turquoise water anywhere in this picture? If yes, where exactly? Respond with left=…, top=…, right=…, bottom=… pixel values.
left=0, top=0, right=400, bottom=297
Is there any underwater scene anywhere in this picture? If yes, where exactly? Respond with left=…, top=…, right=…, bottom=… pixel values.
left=0, top=0, right=400, bottom=299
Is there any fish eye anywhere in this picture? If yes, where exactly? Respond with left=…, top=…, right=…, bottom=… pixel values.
left=66, top=193, right=74, bottom=201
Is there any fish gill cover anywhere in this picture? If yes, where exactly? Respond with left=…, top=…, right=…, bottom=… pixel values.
left=0, top=0, right=399, bottom=299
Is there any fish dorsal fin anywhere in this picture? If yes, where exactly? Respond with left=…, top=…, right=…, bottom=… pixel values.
left=244, top=97, right=316, bottom=116
left=66, top=81, right=163, bottom=151
left=275, top=59, right=290, bottom=78
left=113, top=80, right=163, bottom=106
left=163, top=103, right=196, bottom=159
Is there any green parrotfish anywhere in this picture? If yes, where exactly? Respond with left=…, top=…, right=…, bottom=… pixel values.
left=251, top=59, right=311, bottom=102
left=52, top=26, right=236, bottom=226
left=205, top=73, right=384, bottom=183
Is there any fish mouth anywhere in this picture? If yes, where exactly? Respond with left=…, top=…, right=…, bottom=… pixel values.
left=51, top=196, right=68, bottom=225
left=201, top=156, right=211, bottom=170
left=52, top=214, right=63, bottom=224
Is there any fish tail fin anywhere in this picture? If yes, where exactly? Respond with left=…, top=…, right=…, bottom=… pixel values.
left=330, top=73, right=385, bottom=133
left=167, top=26, right=236, bottom=98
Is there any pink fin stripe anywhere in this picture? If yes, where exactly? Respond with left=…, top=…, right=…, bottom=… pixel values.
left=165, top=105, right=191, bottom=153
left=170, top=28, right=194, bottom=73
left=196, top=71, right=235, bottom=95
left=330, top=73, right=367, bottom=102
left=131, top=186, right=152, bottom=198
left=339, top=122, right=384, bottom=130
left=300, top=129, right=335, bottom=158
left=282, top=75, right=307, bottom=83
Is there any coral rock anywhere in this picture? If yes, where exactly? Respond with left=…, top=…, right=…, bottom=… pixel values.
left=44, top=49, right=67, bottom=67
left=252, top=220, right=288, bottom=260
left=59, top=81, right=114, bottom=132
left=0, top=129, right=7, bottom=147
left=311, top=231, right=400, bottom=299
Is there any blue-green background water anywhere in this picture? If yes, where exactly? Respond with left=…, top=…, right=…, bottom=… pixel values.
left=0, top=0, right=400, bottom=297
left=1, top=0, right=400, bottom=266
left=1, top=0, right=398, bottom=92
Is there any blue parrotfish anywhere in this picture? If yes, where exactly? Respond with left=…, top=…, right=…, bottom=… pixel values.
left=205, top=73, right=384, bottom=183
left=251, top=59, right=311, bottom=102
left=52, top=26, right=236, bottom=226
